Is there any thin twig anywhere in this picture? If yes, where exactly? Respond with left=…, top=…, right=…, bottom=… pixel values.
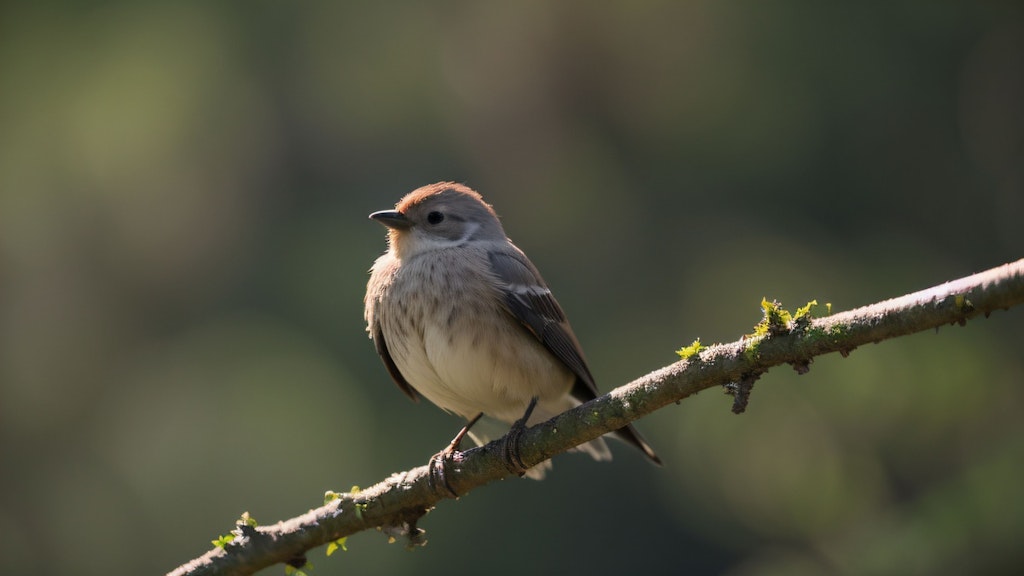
left=168, top=258, right=1024, bottom=576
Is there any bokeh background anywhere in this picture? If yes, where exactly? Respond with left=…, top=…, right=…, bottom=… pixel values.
left=2, top=2, right=1022, bottom=575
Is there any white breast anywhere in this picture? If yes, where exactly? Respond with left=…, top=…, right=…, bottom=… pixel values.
left=377, top=245, right=575, bottom=424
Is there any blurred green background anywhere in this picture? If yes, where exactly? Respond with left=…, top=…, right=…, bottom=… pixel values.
left=2, top=2, right=1022, bottom=575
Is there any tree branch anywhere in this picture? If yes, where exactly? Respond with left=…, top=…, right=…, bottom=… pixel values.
left=168, top=258, right=1024, bottom=576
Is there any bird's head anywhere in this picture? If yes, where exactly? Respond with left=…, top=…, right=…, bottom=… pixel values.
left=370, top=182, right=506, bottom=259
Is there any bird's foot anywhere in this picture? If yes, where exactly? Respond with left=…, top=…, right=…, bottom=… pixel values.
left=503, top=397, right=538, bottom=476
left=428, top=413, right=483, bottom=498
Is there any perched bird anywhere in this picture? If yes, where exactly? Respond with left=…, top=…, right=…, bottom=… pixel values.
left=364, top=182, right=660, bottom=477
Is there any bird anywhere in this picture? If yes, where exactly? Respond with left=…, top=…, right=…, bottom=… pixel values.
left=364, top=182, right=660, bottom=478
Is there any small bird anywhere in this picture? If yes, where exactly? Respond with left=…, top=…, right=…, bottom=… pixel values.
left=364, top=182, right=660, bottom=477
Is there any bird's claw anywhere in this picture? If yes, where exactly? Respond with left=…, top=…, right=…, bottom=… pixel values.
left=502, top=397, right=538, bottom=476
left=428, top=448, right=461, bottom=498
left=428, top=412, right=483, bottom=498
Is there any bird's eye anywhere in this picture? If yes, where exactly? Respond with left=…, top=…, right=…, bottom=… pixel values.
left=427, top=211, right=444, bottom=225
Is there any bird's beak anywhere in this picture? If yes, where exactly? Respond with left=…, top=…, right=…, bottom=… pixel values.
left=369, top=210, right=413, bottom=231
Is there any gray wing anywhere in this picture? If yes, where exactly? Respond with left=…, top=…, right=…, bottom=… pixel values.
left=489, top=246, right=663, bottom=465
left=370, top=316, right=419, bottom=402
left=487, top=247, right=599, bottom=399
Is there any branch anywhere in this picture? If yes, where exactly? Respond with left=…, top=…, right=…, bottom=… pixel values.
left=169, top=258, right=1024, bottom=576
